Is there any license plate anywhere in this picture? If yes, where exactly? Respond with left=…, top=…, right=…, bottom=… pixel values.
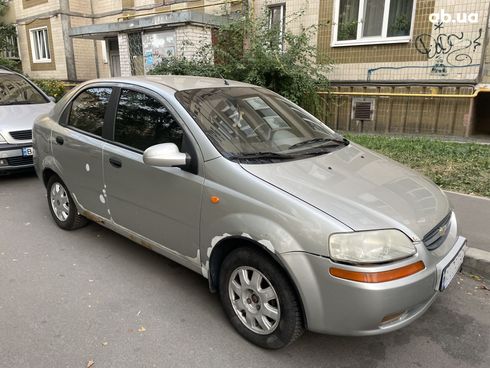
left=440, top=245, right=465, bottom=291
left=22, top=147, right=33, bottom=157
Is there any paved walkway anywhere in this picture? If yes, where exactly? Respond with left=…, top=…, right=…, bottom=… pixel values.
left=445, top=191, right=490, bottom=253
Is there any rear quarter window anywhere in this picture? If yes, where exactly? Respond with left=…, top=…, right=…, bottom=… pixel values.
left=68, top=87, right=112, bottom=137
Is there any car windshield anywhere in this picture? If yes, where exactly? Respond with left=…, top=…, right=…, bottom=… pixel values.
left=0, top=74, right=48, bottom=106
left=175, top=87, right=348, bottom=162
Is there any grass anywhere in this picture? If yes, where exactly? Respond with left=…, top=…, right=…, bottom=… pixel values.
left=345, top=134, right=490, bottom=198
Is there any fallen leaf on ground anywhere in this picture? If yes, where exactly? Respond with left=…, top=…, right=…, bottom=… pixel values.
left=479, top=285, right=489, bottom=291
left=470, top=274, right=482, bottom=281
left=102, top=341, right=108, bottom=346
left=138, top=326, right=146, bottom=332
left=87, top=360, right=95, bottom=368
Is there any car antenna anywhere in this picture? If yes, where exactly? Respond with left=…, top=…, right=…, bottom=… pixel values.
left=219, top=73, right=229, bottom=86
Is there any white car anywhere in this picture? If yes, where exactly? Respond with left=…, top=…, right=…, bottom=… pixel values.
left=0, top=68, right=55, bottom=173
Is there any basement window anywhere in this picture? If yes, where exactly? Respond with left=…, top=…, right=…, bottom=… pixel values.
left=29, top=27, right=51, bottom=63
left=333, top=0, right=415, bottom=47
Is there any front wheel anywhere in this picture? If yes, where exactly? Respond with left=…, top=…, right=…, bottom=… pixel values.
left=219, top=247, right=304, bottom=349
left=47, top=175, right=88, bottom=230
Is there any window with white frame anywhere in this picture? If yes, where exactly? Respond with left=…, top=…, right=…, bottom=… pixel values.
left=269, top=3, right=285, bottom=50
left=29, top=27, right=51, bottom=62
left=333, top=0, right=414, bottom=46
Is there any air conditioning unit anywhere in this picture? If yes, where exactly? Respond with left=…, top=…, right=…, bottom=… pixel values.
left=351, top=98, right=375, bottom=121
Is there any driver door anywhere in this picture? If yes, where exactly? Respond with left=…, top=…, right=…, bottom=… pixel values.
left=102, top=87, right=204, bottom=261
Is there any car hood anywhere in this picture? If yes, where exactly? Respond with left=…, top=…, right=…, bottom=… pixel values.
left=240, top=143, right=450, bottom=241
left=0, top=102, right=54, bottom=142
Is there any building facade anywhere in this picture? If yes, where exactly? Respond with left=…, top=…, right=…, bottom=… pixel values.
left=9, top=0, right=242, bottom=81
left=5, top=0, right=490, bottom=136
left=317, top=0, right=490, bottom=137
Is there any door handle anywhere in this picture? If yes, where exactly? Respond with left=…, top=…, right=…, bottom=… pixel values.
left=109, top=157, right=122, bottom=168
left=55, top=136, right=64, bottom=145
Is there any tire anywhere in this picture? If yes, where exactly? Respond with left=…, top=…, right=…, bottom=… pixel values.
left=47, top=175, right=88, bottom=230
left=219, top=247, right=304, bottom=349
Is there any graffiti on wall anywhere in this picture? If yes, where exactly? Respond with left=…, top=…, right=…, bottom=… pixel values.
left=415, top=28, right=482, bottom=67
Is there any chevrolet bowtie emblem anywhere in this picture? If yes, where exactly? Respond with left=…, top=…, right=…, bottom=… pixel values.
left=438, top=224, right=448, bottom=237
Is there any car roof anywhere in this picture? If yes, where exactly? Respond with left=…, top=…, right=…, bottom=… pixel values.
left=92, top=75, right=254, bottom=91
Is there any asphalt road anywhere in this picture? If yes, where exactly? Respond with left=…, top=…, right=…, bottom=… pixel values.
left=1, top=172, right=489, bottom=368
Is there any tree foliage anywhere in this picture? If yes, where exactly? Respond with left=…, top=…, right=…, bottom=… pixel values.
left=150, top=9, right=331, bottom=116
left=34, top=79, right=66, bottom=101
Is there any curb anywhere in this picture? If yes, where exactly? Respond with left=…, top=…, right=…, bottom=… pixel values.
left=462, top=247, right=490, bottom=280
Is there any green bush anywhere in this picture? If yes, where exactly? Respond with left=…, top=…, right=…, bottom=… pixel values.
left=150, top=9, right=331, bottom=117
left=0, top=57, right=21, bottom=72
left=34, top=79, right=66, bottom=101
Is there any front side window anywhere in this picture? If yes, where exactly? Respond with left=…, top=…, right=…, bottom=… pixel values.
left=29, top=27, right=51, bottom=62
left=0, top=74, right=48, bottom=105
left=175, top=87, right=348, bottom=163
left=114, top=89, right=183, bottom=152
left=68, top=87, right=112, bottom=137
left=335, top=0, right=414, bottom=45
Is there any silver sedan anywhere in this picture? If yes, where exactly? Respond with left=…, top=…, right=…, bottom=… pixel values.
left=0, top=69, right=54, bottom=172
left=33, top=76, right=466, bottom=349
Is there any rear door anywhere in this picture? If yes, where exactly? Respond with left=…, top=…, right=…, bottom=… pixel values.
left=102, top=87, right=204, bottom=260
left=51, top=86, right=114, bottom=218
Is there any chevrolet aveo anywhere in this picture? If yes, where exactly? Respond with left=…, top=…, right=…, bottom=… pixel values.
left=33, top=76, right=466, bottom=349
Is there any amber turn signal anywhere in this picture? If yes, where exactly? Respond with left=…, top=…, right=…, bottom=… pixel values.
left=210, top=196, right=220, bottom=204
left=329, top=261, right=425, bottom=283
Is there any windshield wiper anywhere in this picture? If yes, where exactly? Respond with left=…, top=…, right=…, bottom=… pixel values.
left=288, top=137, right=347, bottom=150
left=228, top=151, right=297, bottom=161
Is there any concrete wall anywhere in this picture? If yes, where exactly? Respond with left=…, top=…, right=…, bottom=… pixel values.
left=70, top=15, right=98, bottom=80
left=175, top=24, right=212, bottom=59
left=326, top=85, right=473, bottom=136
left=318, top=0, right=489, bottom=82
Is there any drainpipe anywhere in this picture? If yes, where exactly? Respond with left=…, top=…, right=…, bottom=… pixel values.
left=89, top=0, right=100, bottom=78
left=59, top=0, right=77, bottom=81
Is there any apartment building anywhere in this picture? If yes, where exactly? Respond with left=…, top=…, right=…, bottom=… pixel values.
left=9, top=0, right=241, bottom=81
left=6, top=0, right=490, bottom=136
left=316, top=0, right=490, bottom=136
left=254, top=0, right=490, bottom=136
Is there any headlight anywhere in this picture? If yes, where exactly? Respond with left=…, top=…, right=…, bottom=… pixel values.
left=329, top=230, right=416, bottom=264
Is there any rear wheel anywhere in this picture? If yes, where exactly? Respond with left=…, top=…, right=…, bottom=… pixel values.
left=47, top=175, right=87, bottom=230
left=219, top=247, right=304, bottom=349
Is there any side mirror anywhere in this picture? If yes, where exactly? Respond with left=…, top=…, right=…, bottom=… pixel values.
left=48, top=96, right=56, bottom=103
left=143, top=143, right=189, bottom=167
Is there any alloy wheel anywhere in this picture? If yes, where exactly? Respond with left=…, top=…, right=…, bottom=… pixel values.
left=228, top=266, right=281, bottom=335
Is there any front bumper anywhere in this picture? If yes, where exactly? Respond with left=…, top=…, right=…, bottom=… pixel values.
left=0, top=143, right=34, bottom=172
left=281, top=235, right=466, bottom=336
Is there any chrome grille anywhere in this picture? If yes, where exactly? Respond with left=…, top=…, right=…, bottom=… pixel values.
left=9, top=130, right=32, bottom=140
left=423, top=212, right=452, bottom=250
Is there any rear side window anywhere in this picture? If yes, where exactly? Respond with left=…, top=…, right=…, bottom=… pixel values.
left=69, top=87, right=112, bottom=136
left=114, top=89, right=183, bottom=151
